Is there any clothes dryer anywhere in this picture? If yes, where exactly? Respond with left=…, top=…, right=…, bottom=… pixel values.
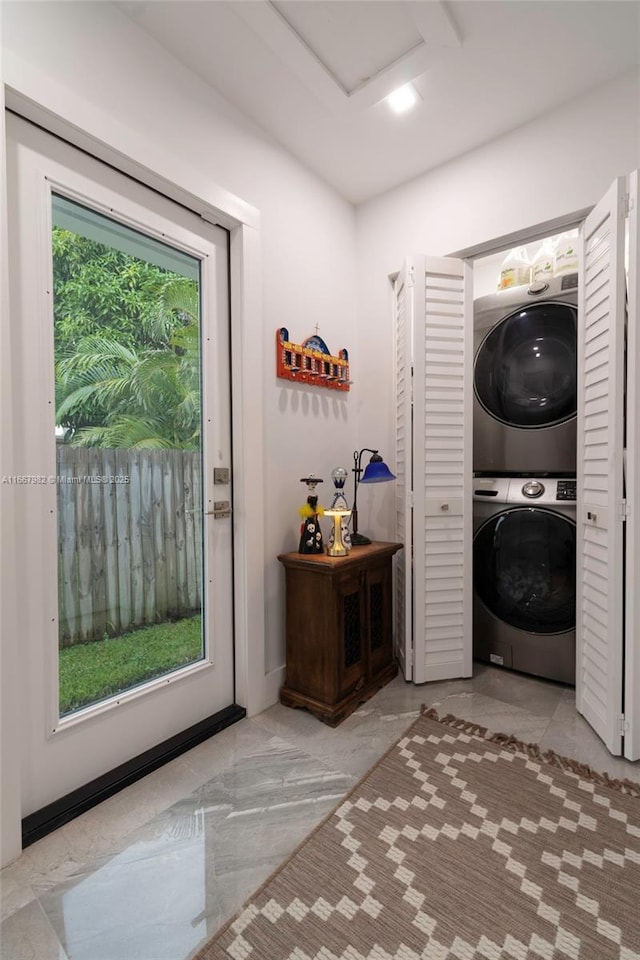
left=473, top=476, right=576, bottom=684
left=474, top=274, right=578, bottom=475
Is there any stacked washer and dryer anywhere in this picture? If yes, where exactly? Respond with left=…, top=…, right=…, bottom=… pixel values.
left=472, top=273, right=578, bottom=684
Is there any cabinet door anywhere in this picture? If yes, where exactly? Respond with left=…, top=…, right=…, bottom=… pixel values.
left=336, top=572, right=365, bottom=699
left=367, top=563, right=393, bottom=677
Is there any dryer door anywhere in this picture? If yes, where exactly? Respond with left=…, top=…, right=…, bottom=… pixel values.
left=474, top=507, right=576, bottom=634
left=475, top=302, right=577, bottom=428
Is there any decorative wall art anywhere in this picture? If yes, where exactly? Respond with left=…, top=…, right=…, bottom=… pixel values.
left=276, top=327, right=351, bottom=391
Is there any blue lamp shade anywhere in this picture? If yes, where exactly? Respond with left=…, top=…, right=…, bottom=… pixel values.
left=361, top=457, right=396, bottom=483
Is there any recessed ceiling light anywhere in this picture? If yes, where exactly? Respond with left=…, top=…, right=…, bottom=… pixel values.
left=386, top=83, right=419, bottom=114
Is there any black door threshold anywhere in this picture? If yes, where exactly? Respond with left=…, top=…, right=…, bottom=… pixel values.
left=22, top=703, right=246, bottom=848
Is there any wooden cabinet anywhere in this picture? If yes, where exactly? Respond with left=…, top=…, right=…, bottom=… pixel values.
left=277, top=542, right=403, bottom=726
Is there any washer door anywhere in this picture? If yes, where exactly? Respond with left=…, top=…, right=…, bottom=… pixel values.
left=475, top=302, right=577, bottom=428
left=474, top=507, right=576, bottom=634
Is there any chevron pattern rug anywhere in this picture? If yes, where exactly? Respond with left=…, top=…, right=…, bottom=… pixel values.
left=195, top=708, right=640, bottom=960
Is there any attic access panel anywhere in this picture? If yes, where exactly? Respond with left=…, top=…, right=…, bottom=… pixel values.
left=236, top=0, right=460, bottom=112
left=273, top=0, right=423, bottom=94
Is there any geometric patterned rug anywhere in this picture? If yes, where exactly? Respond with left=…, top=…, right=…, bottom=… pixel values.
left=194, top=707, right=640, bottom=960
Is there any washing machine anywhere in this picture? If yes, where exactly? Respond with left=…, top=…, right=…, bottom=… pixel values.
left=473, top=476, right=576, bottom=684
left=474, top=274, right=578, bottom=475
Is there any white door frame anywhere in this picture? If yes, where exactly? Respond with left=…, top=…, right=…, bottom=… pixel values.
left=1, top=82, right=267, bottom=865
left=0, top=69, right=23, bottom=869
left=624, top=171, right=640, bottom=761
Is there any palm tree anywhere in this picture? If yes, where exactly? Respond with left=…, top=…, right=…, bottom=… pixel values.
left=55, top=278, right=202, bottom=449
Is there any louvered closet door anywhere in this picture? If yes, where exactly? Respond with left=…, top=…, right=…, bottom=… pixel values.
left=577, top=177, right=626, bottom=755
left=393, top=263, right=414, bottom=680
left=624, top=171, right=640, bottom=761
left=412, top=256, right=473, bottom=683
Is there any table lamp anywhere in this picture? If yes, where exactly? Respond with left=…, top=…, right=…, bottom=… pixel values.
left=350, top=448, right=396, bottom=546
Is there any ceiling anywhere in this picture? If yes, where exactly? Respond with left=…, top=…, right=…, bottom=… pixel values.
left=116, top=0, right=640, bottom=205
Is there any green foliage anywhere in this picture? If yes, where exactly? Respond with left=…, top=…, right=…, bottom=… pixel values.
left=53, top=229, right=202, bottom=448
left=53, top=230, right=169, bottom=351
left=56, top=329, right=202, bottom=449
left=59, top=615, right=202, bottom=715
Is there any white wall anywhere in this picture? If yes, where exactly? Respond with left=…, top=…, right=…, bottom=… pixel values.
left=355, top=70, right=640, bottom=537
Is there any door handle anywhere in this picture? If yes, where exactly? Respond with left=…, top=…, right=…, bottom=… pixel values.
left=196, top=502, right=233, bottom=518
left=207, top=500, right=232, bottom=519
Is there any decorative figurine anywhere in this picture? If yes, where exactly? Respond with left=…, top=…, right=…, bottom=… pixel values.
left=326, top=467, right=352, bottom=557
left=298, top=475, right=324, bottom=554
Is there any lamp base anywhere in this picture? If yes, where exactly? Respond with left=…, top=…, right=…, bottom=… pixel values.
left=325, top=509, right=351, bottom=557
left=350, top=532, right=372, bottom=546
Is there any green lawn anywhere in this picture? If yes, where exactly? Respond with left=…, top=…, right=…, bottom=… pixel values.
left=59, top=615, right=202, bottom=715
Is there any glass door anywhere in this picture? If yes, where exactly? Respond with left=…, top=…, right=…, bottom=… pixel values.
left=53, top=194, right=210, bottom=717
left=7, top=114, right=235, bottom=819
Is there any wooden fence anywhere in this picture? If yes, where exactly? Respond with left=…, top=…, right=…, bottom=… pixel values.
left=57, top=447, right=203, bottom=646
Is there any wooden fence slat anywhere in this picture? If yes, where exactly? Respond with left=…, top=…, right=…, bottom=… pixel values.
left=164, top=452, right=178, bottom=616
left=75, top=449, right=93, bottom=642
left=175, top=453, right=187, bottom=614
left=89, top=448, right=107, bottom=640
left=102, top=449, right=120, bottom=635
left=152, top=454, right=167, bottom=622
left=129, top=450, right=144, bottom=627
left=192, top=451, right=203, bottom=611
left=184, top=453, right=197, bottom=611
left=115, top=449, right=132, bottom=634
left=140, top=452, right=156, bottom=624
left=57, top=446, right=77, bottom=646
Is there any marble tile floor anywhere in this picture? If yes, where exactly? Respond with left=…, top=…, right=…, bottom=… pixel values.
left=2, top=664, right=638, bottom=960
